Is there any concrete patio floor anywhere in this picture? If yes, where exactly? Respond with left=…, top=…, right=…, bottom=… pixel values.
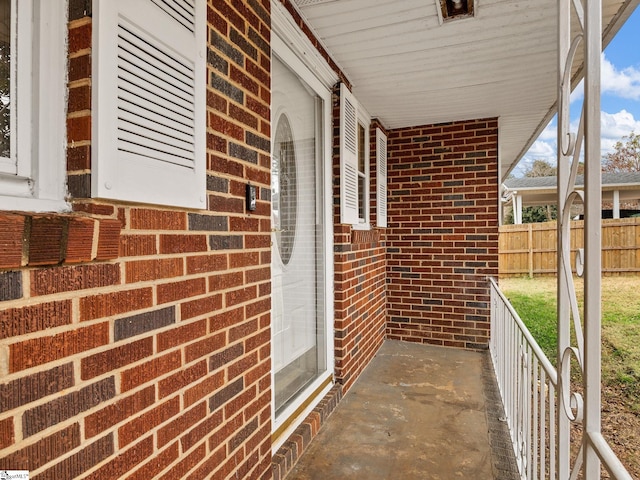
left=286, top=340, right=519, bottom=479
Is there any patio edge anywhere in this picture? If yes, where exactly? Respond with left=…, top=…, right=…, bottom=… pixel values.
left=271, top=384, right=343, bottom=480
left=482, top=351, right=521, bottom=479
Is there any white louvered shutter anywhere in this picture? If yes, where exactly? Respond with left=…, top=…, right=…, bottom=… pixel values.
left=92, top=0, right=206, bottom=208
left=340, top=83, right=359, bottom=224
left=376, top=128, right=388, bottom=228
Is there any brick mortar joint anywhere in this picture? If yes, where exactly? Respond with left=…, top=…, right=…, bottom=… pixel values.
left=68, top=78, right=91, bottom=89
left=205, top=112, right=270, bottom=142
left=67, top=110, right=91, bottom=119
left=68, top=16, right=91, bottom=29
left=68, top=48, right=91, bottom=59
left=66, top=140, right=91, bottom=151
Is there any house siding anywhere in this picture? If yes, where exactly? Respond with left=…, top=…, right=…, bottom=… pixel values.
left=386, top=119, right=500, bottom=349
left=0, top=1, right=502, bottom=479
left=0, top=1, right=273, bottom=479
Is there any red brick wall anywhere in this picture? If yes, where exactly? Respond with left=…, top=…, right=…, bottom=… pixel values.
left=0, top=0, right=502, bottom=477
left=0, top=1, right=273, bottom=478
left=332, top=91, right=388, bottom=393
left=333, top=225, right=387, bottom=392
left=386, top=119, right=499, bottom=349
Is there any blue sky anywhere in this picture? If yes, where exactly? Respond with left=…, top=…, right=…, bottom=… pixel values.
left=514, top=6, right=640, bottom=177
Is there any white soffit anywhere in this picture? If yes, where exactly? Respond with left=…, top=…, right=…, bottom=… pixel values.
left=295, top=0, right=339, bottom=6
left=291, top=0, right=639, bottom=181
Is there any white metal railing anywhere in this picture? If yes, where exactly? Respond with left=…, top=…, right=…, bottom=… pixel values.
left=488, top=278, right=633, bottom=480
left=489, top=277, right=558, bottom=479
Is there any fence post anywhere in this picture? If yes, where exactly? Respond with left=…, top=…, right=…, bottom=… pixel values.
left=528, top=223, right=534, bottom=278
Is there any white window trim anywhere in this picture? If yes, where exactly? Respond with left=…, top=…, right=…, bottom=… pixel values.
left=270, top=27, right=337, bottom=453
left=0, top=0, right=69, bottom=212
left=353, top=107, right=371, bottom=230
left=271, top=0, right=340, bottom=90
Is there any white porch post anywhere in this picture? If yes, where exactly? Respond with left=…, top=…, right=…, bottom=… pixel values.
left=556, top=0, right=571, bottom=475
left=583, top=0, right=603, bottom=476
left=557, top=0, right=602, bottom=477
left=514, top=194, right=523, bottom=225
left=613, top=190, right=620, bottom=219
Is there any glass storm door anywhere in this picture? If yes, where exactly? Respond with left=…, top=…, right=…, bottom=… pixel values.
left=271, top=55, right=327, bottom=416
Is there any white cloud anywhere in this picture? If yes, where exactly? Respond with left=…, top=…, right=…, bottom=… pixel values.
left=514, top=109, right=640, bottom=177
left=563, top=53, right=640, bottom=105
left=511, top=53, right=640, bottom=177
left=571, top=79, right=584, bottom=104
left=601, top=110, right=640, bottom=153
left=537, top=122, right=557, bottom=142
left=527, top=138, right=557, bottom=158
left=601, top=54, right=640, bottom=100
left=514, top=134, right=557, bottom=177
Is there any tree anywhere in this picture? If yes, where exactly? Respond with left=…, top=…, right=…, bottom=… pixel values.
left=522, top=205, right=557, bottom=223
left=523, top=158, right=584, bottom=177
left=525, top=159, right=557, bottom=177
left=504, top=204, right=557, bottom=224
left=524, top=160, right=557, bottom=222
left=602, top=132, right=640, bottom=173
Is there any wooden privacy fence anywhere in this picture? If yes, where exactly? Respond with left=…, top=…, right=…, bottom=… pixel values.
left=499, top=217, right=640, bottom=277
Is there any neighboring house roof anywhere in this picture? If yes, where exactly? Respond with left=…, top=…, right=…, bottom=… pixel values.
left=503, top=173, right=640, bottom=206
left=505, top=172, right=640, bottom=190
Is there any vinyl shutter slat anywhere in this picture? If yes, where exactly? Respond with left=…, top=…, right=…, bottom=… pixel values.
left=376, top=128, right=388, bottom=228
left=340, top=83, right=359, bottom=224
left=93, top=0, right=206, bottom=208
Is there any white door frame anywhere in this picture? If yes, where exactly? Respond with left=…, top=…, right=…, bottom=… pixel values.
left=270, top=1, right=337, bottom=451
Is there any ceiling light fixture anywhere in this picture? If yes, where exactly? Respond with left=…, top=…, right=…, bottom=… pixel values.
left=438, top=0, right=475, bottom=23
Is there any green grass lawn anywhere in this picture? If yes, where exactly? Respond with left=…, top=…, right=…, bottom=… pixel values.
left=499, top=276, right=640, bottom=412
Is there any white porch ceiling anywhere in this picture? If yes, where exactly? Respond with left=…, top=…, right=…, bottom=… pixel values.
left=290, top=0, right=640, bottom=181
